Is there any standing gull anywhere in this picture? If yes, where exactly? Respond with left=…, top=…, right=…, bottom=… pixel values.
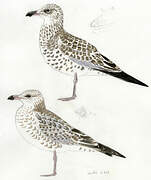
left=26, top=4, right=148, bottom=101
left=8, top=90, right=125, bottom=176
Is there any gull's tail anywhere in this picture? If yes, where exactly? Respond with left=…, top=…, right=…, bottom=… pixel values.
left=103, top=71, right=148, bottom=87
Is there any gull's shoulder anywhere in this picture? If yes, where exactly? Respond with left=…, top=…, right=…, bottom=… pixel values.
left=34, top=108, right=61, bottom=121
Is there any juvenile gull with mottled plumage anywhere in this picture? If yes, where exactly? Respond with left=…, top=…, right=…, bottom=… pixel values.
left=26, top=4, right=148, bottom=101
left=8, top=89, right=125, bottom=176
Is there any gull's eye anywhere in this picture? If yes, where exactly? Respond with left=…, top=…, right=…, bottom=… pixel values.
left=25, top=94, right=31, bottom=98
left=44, top=9, right=50, bottom=13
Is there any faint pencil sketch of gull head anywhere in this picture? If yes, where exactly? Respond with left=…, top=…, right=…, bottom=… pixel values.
left=26, top=4, right=63, bottom=27
left=8, top=90, right=45, bottom=110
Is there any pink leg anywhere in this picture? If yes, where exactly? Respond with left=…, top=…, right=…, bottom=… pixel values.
left=40, top=150, right=57, bottom=177
left=58, top=73, right=78, bottom=101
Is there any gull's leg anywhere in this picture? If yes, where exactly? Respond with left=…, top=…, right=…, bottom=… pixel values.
left=58, top=73, right=78, bottom=101
left=40, top=150, right=57, bottom=177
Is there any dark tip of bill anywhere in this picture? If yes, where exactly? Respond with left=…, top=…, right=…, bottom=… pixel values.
left=8, top=95, right=14, bottom=100
left=26, top=11, right=37, bottom=17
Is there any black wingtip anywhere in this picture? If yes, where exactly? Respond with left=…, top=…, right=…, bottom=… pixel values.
left=104, top=71, right=149, bottom=87
left=96, top=143, right=126, bottom=159
left=120, top=154, right=126, bottom=158
left=105, top=149, right=126, bottom=158
left=114, top=152, right=126, bottom=158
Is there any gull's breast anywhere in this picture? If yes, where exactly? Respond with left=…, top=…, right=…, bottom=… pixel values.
left=15, top=107, right=61, bottom=151
left=39, top=27, right=92, bottom=76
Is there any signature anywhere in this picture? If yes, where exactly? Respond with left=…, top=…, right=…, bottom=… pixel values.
left=88, top=170, right=109, bottom=175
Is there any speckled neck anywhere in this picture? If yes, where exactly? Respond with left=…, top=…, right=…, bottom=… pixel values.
left=40, top=22, right=63, bottom=39
left=39, top=22, right=64, bottom=48
left=33, top=100, right=46, bottom=112
left=19, top=99, right=46, bottom=113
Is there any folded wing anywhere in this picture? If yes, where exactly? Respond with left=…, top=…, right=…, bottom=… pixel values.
left=59, top=31, right=121, bottom=73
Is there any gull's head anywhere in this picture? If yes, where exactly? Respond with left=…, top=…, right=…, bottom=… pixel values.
left=26, top=4, right=63, bottom=26
left=8, top=90, right=45, bottom=109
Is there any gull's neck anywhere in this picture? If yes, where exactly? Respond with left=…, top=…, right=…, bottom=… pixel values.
left=33, top=100, right=46, bottom=112
left=40, top=19, right=64, bottom=44
left=20, top=100, right=46, bottom=112
left=39, top=25, right=62, bottom=51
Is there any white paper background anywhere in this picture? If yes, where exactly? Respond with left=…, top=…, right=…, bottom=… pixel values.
left=0, top=0, right=151, bottom=179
